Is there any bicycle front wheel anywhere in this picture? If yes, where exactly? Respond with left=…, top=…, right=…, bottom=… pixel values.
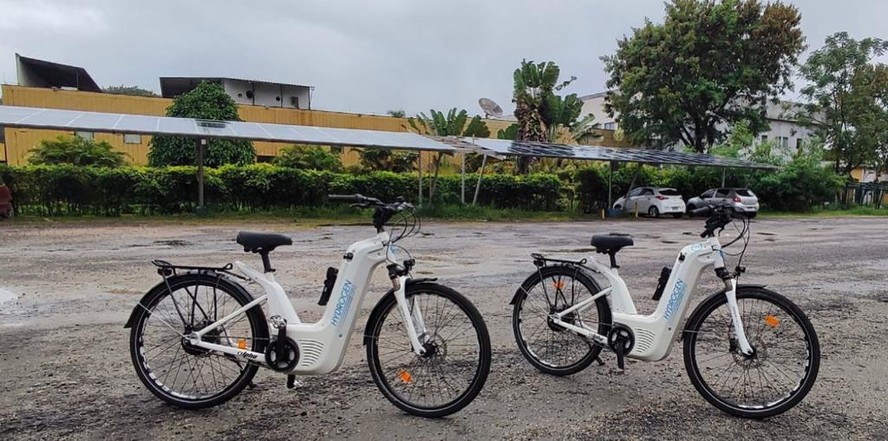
left=129, top=273, right=269, bottom=409
left=365, top=283, right=491, bottom=418
left=683, top=287, right=820, bottom=418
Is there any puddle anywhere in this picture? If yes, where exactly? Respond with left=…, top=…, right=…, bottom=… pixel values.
left=0, top=288, right=16, bottom=304
left=153, top=240, right=191, bottom=247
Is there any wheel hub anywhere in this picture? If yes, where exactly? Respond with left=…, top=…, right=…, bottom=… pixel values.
left=181, top=320, right=220, bottom=356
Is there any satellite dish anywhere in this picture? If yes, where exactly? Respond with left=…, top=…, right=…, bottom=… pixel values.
left=478, top=98, right=504, bottom=118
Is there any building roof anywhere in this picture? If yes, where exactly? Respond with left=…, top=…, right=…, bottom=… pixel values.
left=15, top=54, right=101, bottom=92
left=159, top=77, right=313, bottom=98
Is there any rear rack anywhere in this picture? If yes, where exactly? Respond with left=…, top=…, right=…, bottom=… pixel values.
left=151, top=259, right=246, bottom=280
left=530, top=253, right=587, bottom=268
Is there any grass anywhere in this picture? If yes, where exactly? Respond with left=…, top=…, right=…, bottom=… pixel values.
left=4, top=204, right=886, bottom=227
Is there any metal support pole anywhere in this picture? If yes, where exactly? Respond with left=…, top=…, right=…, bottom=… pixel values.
left=721, top=168, right=726, bottom=187
left=625, top=163, right=642, bottom=202
left=461, top=152, right=466, bottom=205
left=196, top=138, right=206, bottom=213
left=607, top=161, right=614, bottom=209
left=472, top=154, right=487, bottom=206
left=418, top=151, right=423, bottom=206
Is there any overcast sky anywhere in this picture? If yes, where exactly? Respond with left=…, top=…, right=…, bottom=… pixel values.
left=0, top=0, right=885, bottom=116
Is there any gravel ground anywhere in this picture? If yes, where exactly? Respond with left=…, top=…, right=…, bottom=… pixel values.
left=1, top=216, right=887, bottom=440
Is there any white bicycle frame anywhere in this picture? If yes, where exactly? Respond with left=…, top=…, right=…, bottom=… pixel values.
left=550, top=235, right=753, bottom=361
left=182, top=230, right=429, bottom=375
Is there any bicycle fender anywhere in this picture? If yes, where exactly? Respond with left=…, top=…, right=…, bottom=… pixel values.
left=361, top=278, right=437, bottom=346
left=123, top=272, right=253, bottom=328
left=681, top=284, right=767, bottom=334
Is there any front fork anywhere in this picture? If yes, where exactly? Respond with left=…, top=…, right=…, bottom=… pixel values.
left=392, top=275, right=429, bottom=356
left=723, top=278, right=754, bottom=356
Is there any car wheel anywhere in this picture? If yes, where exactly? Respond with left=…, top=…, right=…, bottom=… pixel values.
left=648, top=206, right=660, bottom=218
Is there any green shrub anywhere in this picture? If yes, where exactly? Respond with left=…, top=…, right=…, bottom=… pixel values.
left=28, top=136, right=127, bottom=167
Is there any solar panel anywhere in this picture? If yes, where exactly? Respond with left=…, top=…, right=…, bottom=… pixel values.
left=0, top=105, right=456, bottom=152
left=463, top=138, right=776, bottom=169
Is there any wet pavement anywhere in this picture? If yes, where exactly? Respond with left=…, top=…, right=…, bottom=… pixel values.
left=1, top=217, right=887, bottom=440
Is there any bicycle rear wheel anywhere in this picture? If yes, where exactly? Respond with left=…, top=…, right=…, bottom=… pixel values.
left=365, top=283, right=491, bottom=418
left=512, top=265, right=612, bottom=376
left=128, top=273, right=268, bottom=409
left=683, top=287, right=820, bottom=418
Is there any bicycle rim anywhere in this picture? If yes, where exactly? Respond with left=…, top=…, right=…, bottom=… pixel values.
left=368, top=286, right=490, bottom=416
left=686, top=291, right=818, bottom=416
left=133, top=279, right=261, bottom=405
left=514, top=267, right=605, bottom=373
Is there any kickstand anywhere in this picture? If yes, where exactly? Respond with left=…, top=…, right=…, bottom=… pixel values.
left=614, top=342, right=626, bottom=370
left=286, top=375, right=303, bottom=389
left=247, top=381, right=257, bottom=389
left=594, top=356, right=605, bottom=366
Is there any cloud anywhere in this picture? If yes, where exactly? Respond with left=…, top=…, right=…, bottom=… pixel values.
left=1, top=0, right=886, bottom=114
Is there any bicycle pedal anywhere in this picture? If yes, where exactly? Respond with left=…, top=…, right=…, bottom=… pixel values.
left=247, top=381, right=258, bottom=389
left=286, top=375, right=304, bottom=389
left=594, top=356, right=605, bottom=366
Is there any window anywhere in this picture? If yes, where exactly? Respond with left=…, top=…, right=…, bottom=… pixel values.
left=659, top=189, right=681, bottom=196
left=778, top=136, right=789, bottom=148
left=715, top=189, right=729, bottom=198
left=640, top=188, right=654, bottom=196
left=795, top=138, right=803, bottom=150
left=603, top=122, right=616, bottom=130
left=628, top=188, right=643, bottom=197
left=760, top=135, right=768, bottom=143
left=701, top=190, right=714, bottom=198
left=75, top=131, right=94, bottom=140
left=124, top=134, right=141, bottom=144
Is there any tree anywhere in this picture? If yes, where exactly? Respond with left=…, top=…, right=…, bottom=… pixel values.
left=148, top=82, right=255, bottom=167
left=104, top=85, right=158, bottom=97
left=27, top=135, right=127, bottom=167
left=386, top=110, right=406, bottom=118
left=798, top=32, right=888, bottom=176
left=602, top=0, right=804, bottom=153
left=357, top=149, right=417, bottom=173
left=512, top=60, right=592, bottom=172
left=274, top=144, right=342, bottom=171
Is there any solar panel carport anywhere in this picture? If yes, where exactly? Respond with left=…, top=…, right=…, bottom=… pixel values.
left=0, top=105, right=777, bottom=212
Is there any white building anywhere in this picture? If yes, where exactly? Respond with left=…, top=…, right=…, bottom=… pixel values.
left=160, top=77, right=313, bottom=109
left=578, top=92, right=814, bottom=154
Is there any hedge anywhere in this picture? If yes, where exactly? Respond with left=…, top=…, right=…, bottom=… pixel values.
left=0, top=158, right=842, bottom=216
left=0, top=164, right=561, bottom=216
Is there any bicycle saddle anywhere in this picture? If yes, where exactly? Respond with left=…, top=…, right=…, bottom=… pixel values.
left=591, top=233, right=634, bottom=254
left=236, top=231, right=293, bottom=253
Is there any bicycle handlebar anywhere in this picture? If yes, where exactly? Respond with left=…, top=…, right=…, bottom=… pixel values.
left=327, top=194, right=415, bottom=232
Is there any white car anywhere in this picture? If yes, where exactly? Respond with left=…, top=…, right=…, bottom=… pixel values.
left=613, top=187, right=686, bottom=218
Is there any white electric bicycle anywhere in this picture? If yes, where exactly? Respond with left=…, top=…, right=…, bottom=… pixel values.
left=126, top=194, right=491, bottom=418
left=511, top=205, right=820, bottom=418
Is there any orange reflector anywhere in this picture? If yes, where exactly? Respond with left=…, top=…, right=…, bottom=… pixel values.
left=237, top=338, right=247, bottom=350
left=399, top=370, right=413, bottom=384
left=764, top=315, right=780, bottom=328
left=553, top=280, right=566, bottom=290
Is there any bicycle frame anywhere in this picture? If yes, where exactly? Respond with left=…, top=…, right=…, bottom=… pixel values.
left=183, top=230, right=428, bottom=375
left=550, top=235, right=752, bottom=362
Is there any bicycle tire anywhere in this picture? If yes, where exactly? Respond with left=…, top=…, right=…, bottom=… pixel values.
left=683, top=287, right=820, bottom=418
left=512, top=265, right=612, bottom=376
left=365, top=282, right=491, bottom=418
left=129, top=273, right=269, bottom=409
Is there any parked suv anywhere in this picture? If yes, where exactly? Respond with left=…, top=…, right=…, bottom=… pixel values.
left=686, top=188, right=759, bottom=217
left=613, top=187, right=685, bottom=218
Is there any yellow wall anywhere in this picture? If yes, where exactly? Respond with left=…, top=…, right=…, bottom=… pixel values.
left=0, top=85, right=587, bottom=167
